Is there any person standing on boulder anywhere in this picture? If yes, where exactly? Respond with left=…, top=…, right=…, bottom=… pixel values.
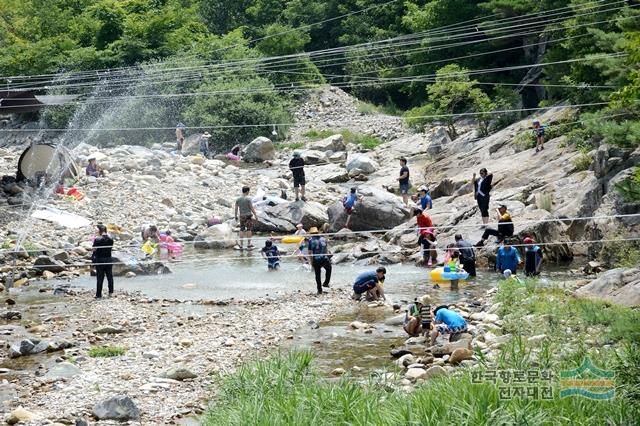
left=234, top=186, right=258, bottom=250
left=532, top=119, right=545, bottom=153
left=343, top=187, right=363, bottom=229
left=397, top=157, right=410, bottom=205
left=92, top=224, right=114, bottom=299
left=473, top=168, right=493, bottom=226
left=289, top=151, right=306, bottom=202
left=308, top=227, right=331, bottom=294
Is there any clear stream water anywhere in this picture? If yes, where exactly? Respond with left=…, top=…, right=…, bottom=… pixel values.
left=1, top=250, right=575, bottom=379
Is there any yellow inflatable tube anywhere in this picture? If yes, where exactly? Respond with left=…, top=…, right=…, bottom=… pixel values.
left=281, top=235, right=304, bottom=244
left=430, top=267, right=470, bottom=283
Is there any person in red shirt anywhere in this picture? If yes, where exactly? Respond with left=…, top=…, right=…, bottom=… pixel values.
left=414, top=208, right=437, bottom=266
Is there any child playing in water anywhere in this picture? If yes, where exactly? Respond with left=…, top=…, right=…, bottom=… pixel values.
left=261, top=240, right=281, bottom=270
left=293, top=223, right=309, bottom=268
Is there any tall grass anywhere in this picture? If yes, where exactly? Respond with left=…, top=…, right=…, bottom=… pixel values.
left=203, top=281, right=640, bottom=425
left=302, top=128, right=382, bottom=149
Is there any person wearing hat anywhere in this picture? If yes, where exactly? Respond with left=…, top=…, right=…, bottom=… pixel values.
left=351, top=267, right=386, bottom=302
left=86, top=156, right=103, bottom=178
left=403, top=294, right=432, bottom=337
left=475, top=204, right=514, bottom=247
left=289, top=151, right=306, bottom=202
left=430, top=305, right=467, bottom=346
left=199, top=132, right=211, bottom=158
left=523, top=236, right=543, bottom=276
left=531, top=119, right=545, bottom=153
left=92, top=224, right=114, bottom=299
left=308, top=226, right=331, bottom=294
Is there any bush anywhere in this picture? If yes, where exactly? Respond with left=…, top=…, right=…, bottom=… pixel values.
left=303, top=129, right=382, bottom=149
left=614, top=167, right=640, bottom=202
left=275, top=142, right=304, bottom=151
left=536, top=192, right=554, bottom=212
left=88, top=345, right=126, bottom=358
left=303, top=129, right=336, bottom=140
left=573, top=154, right=593, bottom=172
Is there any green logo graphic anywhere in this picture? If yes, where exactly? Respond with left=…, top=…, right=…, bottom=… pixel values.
left=559, top=357, right=615, bottom=400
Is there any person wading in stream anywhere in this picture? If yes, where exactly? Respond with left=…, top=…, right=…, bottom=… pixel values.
left=308, top=227, right=332, bottom=294
left=92, top=224, right=114, bottom=299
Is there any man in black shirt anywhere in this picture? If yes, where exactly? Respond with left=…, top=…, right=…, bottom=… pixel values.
left=92, top=224, right=114, bottom=299
left=397, top=157, right=410, bottom=205
left=289, top=151, right=306, bottom=202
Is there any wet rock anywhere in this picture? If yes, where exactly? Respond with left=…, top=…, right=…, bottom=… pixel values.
left=193, top=223, right=235, bottom=249
left=449, top=348, right=474, bottom=365
left=449, top=332, right=473, bottom=342
left=384, top=314, right=405, bottom=326
left=349, top=321, right=370, bottom=330
left=44, top=362, right=81, bottom=380
left=1, top=311, right=21, bottom=320
left=430, top=339, right=471, bottom=356
left=92, top=326, right=125, bottom=334
left=93, top=395, right=141, bottom=421
left=395, top=354, right=416, bottom=368
left=6, top=407, right=39, bottom=425
left=405, top=336, right=426, bottom=345
left=46, top=339, right=73, bottom=352
left=242, top=137, right=275, bottom=163
left=161, top=367, right=197, bottom=381
left=33, top=255, right=66, bottom=273
left=390, top=347, right=413, bottom=358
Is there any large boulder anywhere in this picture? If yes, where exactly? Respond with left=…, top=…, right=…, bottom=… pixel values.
left=33, top=256, right=66, bottom=273
left=93, top=396, right=140, bottom=421
left=254, top=201, right=329, bottom=232
left=193, top=223, right=235, bottom=249
left=575, top=268, right=640, bottom=307
left=310, top=134, right=346, bottom=152
left=242, top=137, right=275, bottom=163
left=346, top=154, right=378, bottom=175
left=313, top=164, right=349, bottom=183
left=181, top=134, right=202, bottom=156
left=327, top=186, right=411, bottom=231
left=301, top=150, right=327, bottom=165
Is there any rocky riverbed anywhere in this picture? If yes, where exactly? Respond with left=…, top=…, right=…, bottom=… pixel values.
left=0, top=285, right=351, bottom=424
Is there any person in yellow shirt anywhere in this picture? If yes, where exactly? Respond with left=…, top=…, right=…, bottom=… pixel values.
left=475, top=204, right=514, bottom=247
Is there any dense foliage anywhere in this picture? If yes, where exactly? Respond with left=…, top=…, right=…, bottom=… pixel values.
left=0, top=0, right=638, bottom=147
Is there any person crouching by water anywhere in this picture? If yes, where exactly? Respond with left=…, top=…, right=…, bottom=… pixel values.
left=430, top=305, right=467, bottom=346
left=351, top=267, right=386, bottom=302
left=403, top=295, right=432, bottom=337
left=92, top=224, right=114, bottom=299
left=308, top=227, right=332, bottom=294
left=261, top=240, right=281, bottom=271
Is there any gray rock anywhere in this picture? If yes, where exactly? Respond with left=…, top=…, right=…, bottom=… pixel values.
left=430, top=338, right=472, bottom=356
left=242, top=137, right=275, bottom=163
left=9, top=339, right=35, bottom=358
left=390, top=347, right=413, bottom=358
left=301, top=149, right=327, bottom=165
left=424, top=365, right=448, bottom=379
left=92, top=326, right=125, bottom=334
left=327, top=186, right=410, bottom=231
left=575, top=268, right=640, bottom=307
left=346, top=154, right=378, bottom=174
left=161, top=367, right=197, bottom=381
left=310, top=134, right=346, bottom=152
left=193, top=223, right=235, bottom=249
left=93, top=395, right=141, bottom=421
left=44, top=362, right=81, bottom=380
left=33, top=255, right=66, bottom=273
left=253, top=201, right=328, bottom=232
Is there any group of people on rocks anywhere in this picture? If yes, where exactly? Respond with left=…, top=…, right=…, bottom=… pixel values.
left=403, top=295, right=469, bottom=346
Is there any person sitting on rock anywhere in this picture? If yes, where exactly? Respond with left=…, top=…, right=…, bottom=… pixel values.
left=403, top=294, right=432, bottom=337
left=86, top=157, right=103, bottom=178
left=523, top=237, right=543, bottom=276
left=475, top=204, right=513, bottom=247
left=414, top=208, right=437, bottom=266
left=496, top=239, right=522, bottom=275
left=261, top=240, right=281, bottom=270
left=430, top=305, right=467, bottom=346
left=343, top=187, right=363, bottom=229
left=455, top=234, right=476, bottom=277
left=418, top=186, right=432, bottom=210
left=351, top=267, right=386, bottom=302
